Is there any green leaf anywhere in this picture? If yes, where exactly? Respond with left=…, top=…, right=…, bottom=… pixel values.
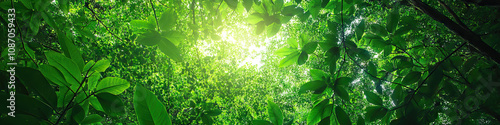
left=158, top=38, right=183, bottom=62
left=391, top=85, right=404, bottom=106
left=357, top=115, right=365, bottom=125
left=206, top=109, right=222, bottom=116
left=298, top=11, right=310, bottom=22
left=225, top=0, right=238, bottom=10
left=89, top=96, right=104, bottom=112
left=303, top=42, right=318, bottom=54
left=402, top=71, right=421, bottom=85
left=96, top=77, right=130, bottom=95
left=71, top=104, right=86, bottom=124
left=96, top=93, right=126, bottom=117
left=318, top=116, right=330, bottom=125
left=130, top=20, right=154, bottom=29
left=335, top=106, right=352, bottom=125
left=275, top=47, right=297, bottom=57
left=307, top=99, right=331, bottom=125
left=267, top=99, right=283, bottom=125
left=334, top=86, right=349, bottom=101
left=273, top=0, right=284, bottom=14
left=201, top=114, right=214, bottom=125
left=137, top=30, right=162, bottom=46
left=335, top=77, right=353, bottom=87
left=163, top=31, right=185, bottom=46
left=159, top=9, right=177, bottom=31
left=370, top=24, right=388, bottom=37
left=40, top=11, right=58, bottom=29
left=39, top=65, right=68, bottom=86
left=365, top=106, right=388, bottom=122
left=282, top=5, right=303, bottom=16
left=20, top=0, right=33, bottom=9
left=298, top=51, right=309, bottom=65
left=328, top=21, right=337, bottom=32
left=299, top=34, right=310, bottom=48
left=83, top=59, right=111, bottom=74
left=81, top=114, right=104, bottom=124
left=308, top=0, right=322, bottom=18
left=29, top=15, right=40, bottom=35
left=56, top=31, right=85, bottom=71
left=367, top=61, right=377, bottom=78
left=243, top=0, right=253, bottom=12
left=256, top=22, right=266, bottom=35
left=365, top=91, right=383, bottom=106
left=357, top=48, right=371, bottom=61
left=134, top=85, right=172, bottom=125
left=45, top=51, right=82, bottom=85
left=310, top=69, right=327, bottom=81
left=253, top=120, right=272, bottom=125
left=299, top=80, right=327, bottom=94
left=386, top=9, right=400, bottom=33
left=16, top=67, right=57, bottom=109
left=248, top=13, right=264, bottom=25
left=267, top=22, right=281, bottom=37
left=279, top=51, right=300, bottom=67
left=355, top=19, right=365, bottom=41
left=287, top=37, right=299, bottom=48
left=295, top=0, right=302, bottom=4
left=394, top=25, right=412, bottom=36
left=0, top=93, right=52, bottom=120
left=88, top=73, right=101, bottom=91
left=58, top=0, right=69, bottom=13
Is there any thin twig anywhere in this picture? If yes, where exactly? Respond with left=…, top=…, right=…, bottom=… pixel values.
left=149, top=0, right=160, bottom=32
left=85, top=5, right=125, bottom=42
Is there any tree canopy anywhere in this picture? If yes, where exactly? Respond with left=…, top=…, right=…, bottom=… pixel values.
left=1, top=0, right=500, bottom=124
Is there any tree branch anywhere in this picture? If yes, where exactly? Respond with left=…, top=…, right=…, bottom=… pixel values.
left=438, top=0, right=468, bottom=28
left=410, top=0, right=500, bottom=64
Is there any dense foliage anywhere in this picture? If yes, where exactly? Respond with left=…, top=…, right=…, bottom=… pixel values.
left=1, top=0, right=500, bottom=124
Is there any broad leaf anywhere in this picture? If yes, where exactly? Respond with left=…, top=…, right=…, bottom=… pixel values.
left=158, top=38, right=183, bottom=62
left=16, top=67, right=57, bottom=109
left=134, top=85, right=172, bottom=125
left=370, top=24, right=388, bottom=37
left=303, top=42, right=318, bottom=54
left=307, top=99, right=331, bottom=125
left=334, top=86, right=350, bottom=101
left=137, top=30, right=162, bottom=46
left=364, top=91, right=383, bottom=106
left=355, top=19, right=365, bottom=41
left=298, top=51, right=309, bottom=65
left=279, top=51, right=300, bottom=67
left=299, top=80, right=327, bottom=94
left=267, top=99, right=283, bottom=125
left=335, top=106, right=352, bottom=125
left=402, top=71, right=421, bottom=85
left=96, top=93, right=126, bottom=117
left=365, top=106, right=387, bottom=122
left=275, top=47, right=297, bottom=57
left=159, top=9, right=177, bottom=31
left=45, top=51, right=82, bottom=85
left=386, top=9, right=399, bottom=33
left=96, top=77, right=130, bottom=95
